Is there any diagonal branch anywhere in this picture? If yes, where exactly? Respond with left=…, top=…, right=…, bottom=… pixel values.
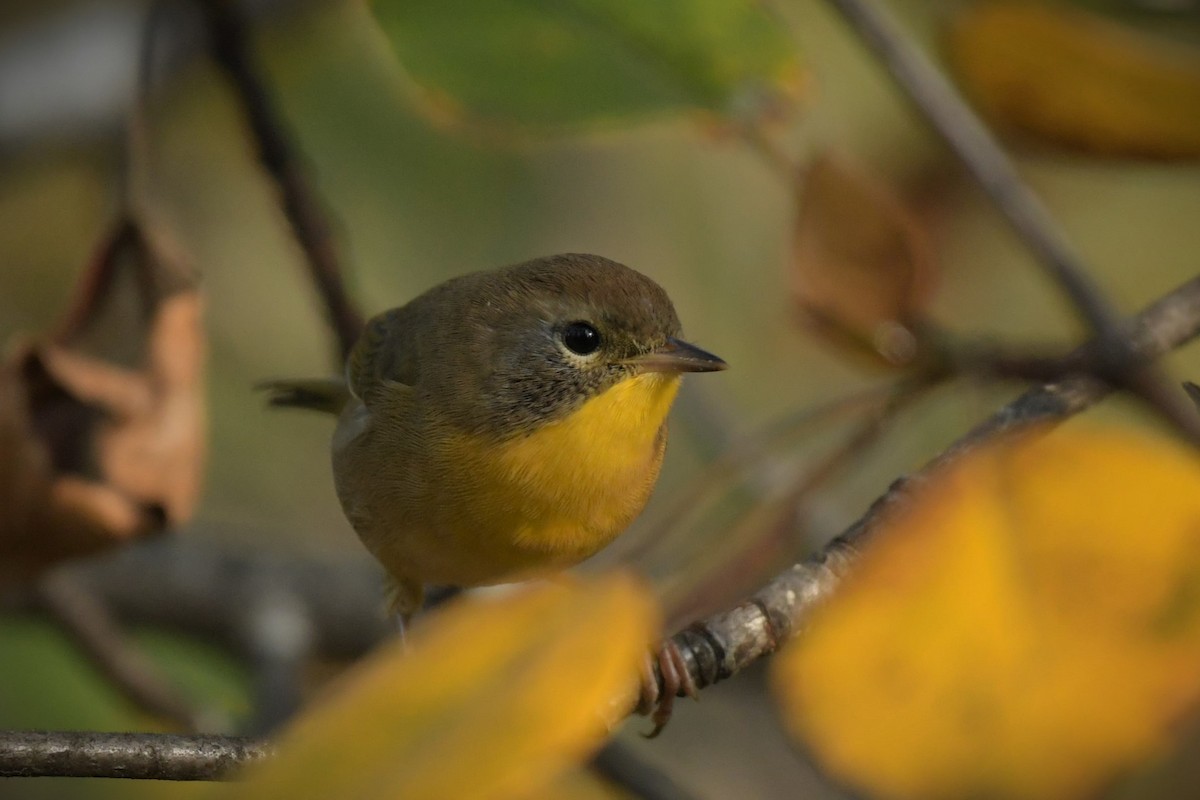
left=196, top=0, right=364, bottom=362
left=34, top=574, right=210, bottom=733
left=824, top=0, right=1115, bottom=335
left=820, top=0, right=1200, bottom=441
left=658, top=273, right=1200, bottom=696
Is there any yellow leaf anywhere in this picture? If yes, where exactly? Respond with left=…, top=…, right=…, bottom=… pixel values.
left=948, top=2, right=1200, bottom=158
left=792, top=149, right=935, bottom=367
left=772, top=425, right=1200, bottom=800
left=225, top=573, right=658, bottom=800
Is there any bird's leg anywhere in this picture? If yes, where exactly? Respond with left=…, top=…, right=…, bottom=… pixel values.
left=389, top=610, right=409, bottom=648
left=386, top=576, right=424, bottom=649
left=387, top=584, right=463, bottom=648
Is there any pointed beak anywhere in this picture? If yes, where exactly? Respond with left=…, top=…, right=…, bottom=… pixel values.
left=627, top=338, right=728, bottom=374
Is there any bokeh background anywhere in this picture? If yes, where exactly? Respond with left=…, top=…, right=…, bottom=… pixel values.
left=1, top=0, right=1198, bottom=797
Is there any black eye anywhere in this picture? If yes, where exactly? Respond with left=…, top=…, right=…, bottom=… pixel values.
left=562, top=321, right=601, bottom=356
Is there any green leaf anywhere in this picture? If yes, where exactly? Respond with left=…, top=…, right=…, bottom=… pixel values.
left=370, top=0, right=805, bottom=131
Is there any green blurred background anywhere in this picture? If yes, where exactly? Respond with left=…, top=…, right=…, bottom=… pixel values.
left=1, top=0, right=1198, bottom=797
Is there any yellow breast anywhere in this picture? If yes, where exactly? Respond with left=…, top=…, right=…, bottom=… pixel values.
left=482, top=371, right=682, bottom=559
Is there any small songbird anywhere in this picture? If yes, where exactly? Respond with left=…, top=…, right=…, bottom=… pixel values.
left=267, top=254, right=726, bottom=621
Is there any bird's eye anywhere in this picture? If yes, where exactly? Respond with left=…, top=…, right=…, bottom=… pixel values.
left=561, top=322, right=601, bottom=356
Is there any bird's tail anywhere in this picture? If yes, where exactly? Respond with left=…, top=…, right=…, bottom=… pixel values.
left=259, top=377, right=351, bottom=415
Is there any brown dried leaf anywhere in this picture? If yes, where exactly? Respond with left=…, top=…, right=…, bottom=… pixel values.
left=792, top=149, right=936, bottom=366
left=0, top=217, right=205, bottom=585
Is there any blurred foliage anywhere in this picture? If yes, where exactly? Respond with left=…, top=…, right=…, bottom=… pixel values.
left=0, top=618, right=245, bottom=800
left=224, top=574, right=656, bottom=800
left=791, top=147, right=936, bottom=368
left=371, top=0, right=806, bottom=132
left=773, top=424, right=1200, bottom=799
left=1, top=0, right=1199, bottom=798
left=948, top=1, right=1200, bottom=157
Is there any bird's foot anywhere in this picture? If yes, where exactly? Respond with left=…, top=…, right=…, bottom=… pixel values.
left=636, top=639, right=698, bottom=738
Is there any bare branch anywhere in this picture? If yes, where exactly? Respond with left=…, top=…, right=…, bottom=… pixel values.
left=0, top=730, right=698, bottom=794
left=823, top=0, right=1114, bottom=335
left=2, top=539, right=390, bottom=669
left=196, top=0, right=364, bottom=361
left=72, top=539, right=389, bottom=660
left=820, top=0, right=1200, bottom=441
left=33, top=573, right=210, bottom=733
left=660, top=378, right=931, bottom=632
left=0, top=731, right=270, bottom=780
left=658, top=273, right=1200, bottom=696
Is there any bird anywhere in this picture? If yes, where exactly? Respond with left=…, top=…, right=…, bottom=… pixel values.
left=265, top=253, right=726, bottom=623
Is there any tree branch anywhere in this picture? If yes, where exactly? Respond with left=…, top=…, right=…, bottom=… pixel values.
left=659, top=273, right=1200, bottom=695
left=821, top=0, right=1200, bottom=441
left=0, top=731, right=270, bottom=780
left=65, top=539, right=389, bottom=660
left=33, top=573, right=211, bottom=733
left=823, top=0, right=1113, bottom=334
left=197, top=0, right=364, bottom=361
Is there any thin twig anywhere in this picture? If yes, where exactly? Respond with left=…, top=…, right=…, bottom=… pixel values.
left=660, top=378, right=932, bottom=631
left=0, top=729, right=698, bottom=794
left=0, top=731, right=270, bottom=780
left=34, top=574, right=209, bottom=733
left=50, top=221, right=140, bottom=346
left=1, top=539, right=390, bottom=678
left=196, top=0, right=364, bottom=361
left=238, top=576, right=316, bottom=734
left=616, top=382, right=904, bottom=569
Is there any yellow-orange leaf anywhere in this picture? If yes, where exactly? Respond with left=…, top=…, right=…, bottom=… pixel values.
left=792, top=149, right=935, bottom=366
left=948, top=2, right=1200, bottom=158
left=772, top=425, right=1200, bottom=800
left=225, top=573, right=658, bottom=800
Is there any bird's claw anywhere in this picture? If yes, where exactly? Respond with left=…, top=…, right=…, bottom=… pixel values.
left=636, top=639, right=698, bottom=738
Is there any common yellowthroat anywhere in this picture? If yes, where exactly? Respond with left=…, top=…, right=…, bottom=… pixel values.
left=268, top=253, right=726, bottom=620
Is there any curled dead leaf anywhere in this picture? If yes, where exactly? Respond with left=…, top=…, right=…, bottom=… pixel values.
left=0, top=217, right=205, bottom=585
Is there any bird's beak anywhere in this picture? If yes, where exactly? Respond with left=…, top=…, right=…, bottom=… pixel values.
left=627, top=338, right=728, bottom=374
